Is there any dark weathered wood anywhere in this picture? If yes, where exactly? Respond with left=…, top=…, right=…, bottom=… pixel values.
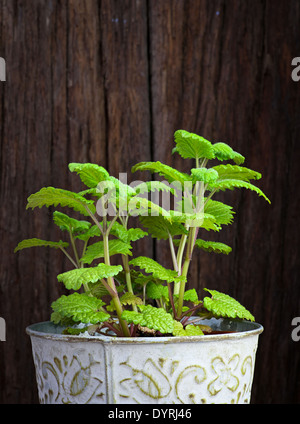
left=0, top=0, right=299, bottom=403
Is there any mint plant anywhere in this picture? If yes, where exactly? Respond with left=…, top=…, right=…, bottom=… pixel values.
left=15, top=130, right=270, bottom=337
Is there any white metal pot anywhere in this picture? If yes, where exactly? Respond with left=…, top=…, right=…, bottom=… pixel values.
left=26, top=318, right=263, bottom=404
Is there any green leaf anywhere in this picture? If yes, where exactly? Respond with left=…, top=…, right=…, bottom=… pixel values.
left=146, top=281, right=169, bottom=300
left=203, top=289, right=255, bottom=321
left=53, top=211, right=91, bottom=234
left=110, top=222, right=148, bottom=243
left=139, top=215, right=187, bottom=240
left=14, top=238, right=69, bottom=253
left=204, top=199, right=235, bottom=227
left=122, top=305, right=175, bottom=334
left=26, top=187, right=96, bottom=216
left=183, top=289, right=199, bottom=303
left=132, top=161, right=192, bottom=185
left=209, top=179, right=271, bottom=203
left=172, top=321, right=204, bottom=336
left=129, top=256, right=185, bottom=283
left=51, top=293, right=110, bottom=324
left=68, top=163, right=110, bottom=188
left=134, top=180, right=175, bottom=196
left=127, top=195, right=169, bottom=218
left=75, top=225, right=101, bottom=241
left=191, top=168, right=219, bottom=184
left=212, top=164, right=261, bottom=182
left=174, top=130, right=215, bottom=160
left=81, top=239, right=132, bottom=264
left=212, top=142, right=245, bottom=165
left=120, top=293, right=143, bottom=306
left=57, top=263, right=123, bottom=290
left=194, top=239, right=232, bottom=255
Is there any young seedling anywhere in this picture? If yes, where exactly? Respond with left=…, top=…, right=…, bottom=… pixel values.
left=15, top=130, right=270, bottom=337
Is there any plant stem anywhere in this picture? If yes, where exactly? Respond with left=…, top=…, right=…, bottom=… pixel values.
left=69, top=230, right=80, bottom=268
left=173, top=233, right=188, bottom=296
left=168, top=234, right=178, bottom=272
left=176, top=225, right=197, bottom=318
left=122, top=254, right=138, bottom=312
left=103, top=232, right=130, bottom=337
left=168, top=282, right=177, bottom=319
left=59, top=247, right=78, bottom=269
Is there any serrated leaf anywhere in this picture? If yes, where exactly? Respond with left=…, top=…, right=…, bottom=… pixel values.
left=209, top=179, right=271, bottom=203
left=183, top=289, right=199, bottom=303
left=212, top=164, right=261, bottom=182
left=172, top=321, right=204, bottom=336
left=204, top=199, right=235, bottom=227
left=75, top=225, right=101, bottom=241
left=51, top=293, right=110, bottom=324
left=132, top=161, right=192, bottom=185
left=81, top=239, right=132, bottom=264
left=203, top=289, right=255, bottom=321
left=129, top=256, right=185, bottom=283
left=146, top=281, right=169, bottom=300
left=191, top=168, right=219, bottom=184
left=53, top=211, right=91, bottom=234
left=122, top=305, right=174, bottom=334
left=127, top=195, right=169, bottom=218
left=139, top=215, right=187, bottom=240
left=194, top=239, right=232, bottom=255
left=174, top=130, right=215, bottom=160
left=212, top=142, right=245, bottom=165
left=57, top=264, right=123, bottom=290
left=134, top=180, right=175, bottom=196
left=68, top=163, right=110, bottom=188
left=14, top=238, right=69, bottom=253
left=120, top=293, right=143, bottom=306
left=110, top=222, right=148, bottom=243
left=26, top=187, right=96, bottom=216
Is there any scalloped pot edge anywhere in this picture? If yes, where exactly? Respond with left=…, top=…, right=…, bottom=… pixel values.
left=26, top=318, right=263, bottom=404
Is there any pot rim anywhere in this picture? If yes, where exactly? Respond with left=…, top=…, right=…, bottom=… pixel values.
left=26, top=319, right=263, bottom=345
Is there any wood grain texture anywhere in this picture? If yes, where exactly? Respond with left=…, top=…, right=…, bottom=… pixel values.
left=0, top=0, right=299, bottom=403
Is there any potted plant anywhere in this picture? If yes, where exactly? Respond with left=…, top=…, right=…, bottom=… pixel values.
left=15, top=130, right=269, bottom=404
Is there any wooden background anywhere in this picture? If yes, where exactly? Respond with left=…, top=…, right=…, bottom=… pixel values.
left=0, top=0, right=299, bottom=404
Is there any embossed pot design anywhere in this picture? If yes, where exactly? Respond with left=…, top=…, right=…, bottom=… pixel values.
left=26, top=318, right=263, bottom=404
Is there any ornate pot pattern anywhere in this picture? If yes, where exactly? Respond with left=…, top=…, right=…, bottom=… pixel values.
left=26, top=318, right=263, bottom=404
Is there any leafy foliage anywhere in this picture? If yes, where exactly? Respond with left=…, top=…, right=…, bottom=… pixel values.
left=81, top=239, right=132, bottom=264
left=129, top=256, right=185, bottom=284
left=174, top=130, right=215, bottom=160
left=53, top=211, right=91, bottom=234
left=57, top=264, right=123, bottom=290
left=26, top=187, right=96, bottom=216
left=51, top=293, right=110, bottom=324
left=15, top=129, right=269, bottom=338
left=132, top=161, right=192, bottom=185
left=14, top=238, right=69, bottom=252
left=212, top=142, right=245, bottom=165
left=203, top=289, right=255, bottom=321
left=122, top=305, right=175, bottom=334
left=194, top=239, right=232, bottom=255
left=68, top=163, right=110, bottom=188
left=209, top=179, right=271, bottom=203
left=139, top=215, right=187, bottom=240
